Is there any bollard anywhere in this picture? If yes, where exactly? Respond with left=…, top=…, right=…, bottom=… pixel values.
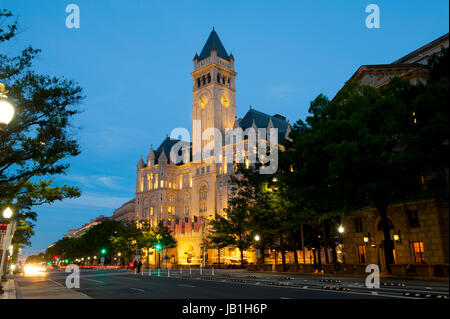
left=189, top=266, right=192, bottom=275
left=158, top=268, right=160, bottom=277
left=212, top=267, right=214, bottom=276
left=168, top=268, right=170, bottom=277
left=200, top=264, right=202, bottom=276
left=180, top=267, right=183, bottom=275
left=149, top=269, right=151, bottom=276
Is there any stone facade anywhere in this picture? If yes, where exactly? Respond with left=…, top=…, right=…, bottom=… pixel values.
left=341, top=34, right=449, bottom=274
left=131, top=30, right=290, bottom=266
left=342, top=200, right=449, bottom=272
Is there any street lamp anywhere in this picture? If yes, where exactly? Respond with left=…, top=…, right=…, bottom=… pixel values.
left=3, top=207, right=12, bottom=219
left=254, top=235, right=261, bottom=265
left=0, top=206, right=17, bottom=294
left=338, top=225, right=344, bottom=233
left=393, top=230, right=401, bottom=243
left=0, top=83, right=15, bottom=126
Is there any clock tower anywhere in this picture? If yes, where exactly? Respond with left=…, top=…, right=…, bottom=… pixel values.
left=191, top=29, right=237, bottom=156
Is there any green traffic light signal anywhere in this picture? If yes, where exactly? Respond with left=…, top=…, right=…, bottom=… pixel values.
left=101, top=249, right=106, bottom=254
left=155, top=243, right=162, bottom=251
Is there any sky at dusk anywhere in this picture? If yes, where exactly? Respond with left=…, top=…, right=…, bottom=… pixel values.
left=3, top=0, right=449, bottom=255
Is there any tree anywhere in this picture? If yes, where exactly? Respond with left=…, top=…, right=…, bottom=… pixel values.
left=204, top=226, right=233, bottom=268
left=289, top=48, right=448, bottom=272
left=1, top=10, right=84, bottom=249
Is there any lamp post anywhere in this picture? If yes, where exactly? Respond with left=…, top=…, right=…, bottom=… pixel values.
left=0, top=83, right=15, bottom=129
left=254, top=234, right=260, bottom=265
left=0, top=207, right=17, bottom=294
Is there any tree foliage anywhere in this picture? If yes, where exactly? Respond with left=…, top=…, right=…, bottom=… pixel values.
left=1, top=10, right=84, bottom=248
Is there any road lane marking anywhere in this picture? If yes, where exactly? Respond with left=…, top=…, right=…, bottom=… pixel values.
left=81, top=278, right=104, bottom=283
left=130, top=288, right=145, bottom=292
left=280, top=297, right=291, bottom=299
left=114, top=276, right=142, bottom=281
left=177, top=284, right=196, bottom=288
left=47, top=278, right=65, bottom=287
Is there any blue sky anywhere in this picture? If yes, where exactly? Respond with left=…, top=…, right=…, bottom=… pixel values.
left=4, top=0, right=449, bottom=255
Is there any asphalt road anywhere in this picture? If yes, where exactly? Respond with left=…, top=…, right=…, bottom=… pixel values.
left=12, top=268, right=450, bottom=299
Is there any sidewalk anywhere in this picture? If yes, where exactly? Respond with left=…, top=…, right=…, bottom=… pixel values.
left=0, top=279, right=16, bottom=299
left=11, top=276, right=92, bottom=299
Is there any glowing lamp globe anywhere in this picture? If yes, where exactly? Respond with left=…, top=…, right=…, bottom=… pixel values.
left=3, top=207, right=13, bottom=219
left=0, top=97, right=14, bottom=125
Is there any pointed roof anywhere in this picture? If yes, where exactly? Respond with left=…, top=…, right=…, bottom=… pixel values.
left=137, top=155, right=145, bottom=168
left=198, top=29, right=230, bottom=62
left=238, top=108, right=291, bottom=144
left=153, top=136, right=192, bottom=165
left=158, top=149, right=168, bottom=164
left=147, top=144, right=155, bottom=162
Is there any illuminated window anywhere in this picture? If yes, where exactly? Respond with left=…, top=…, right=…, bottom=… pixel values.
left=411, top=241, right=425, bottom=263
left=200, top=186, right=207, bottom=201
left=357, top=245, right=366, bottom=264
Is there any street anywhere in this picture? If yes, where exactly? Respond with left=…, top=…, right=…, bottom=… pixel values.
left=11, top=268, right=449, bottom=299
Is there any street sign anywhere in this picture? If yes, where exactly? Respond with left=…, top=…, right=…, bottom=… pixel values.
left=135, top=255, right=141, bottom=262
left=164, top=255, right=169, bottom=260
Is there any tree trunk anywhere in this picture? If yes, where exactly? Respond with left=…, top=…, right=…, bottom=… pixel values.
left=280, top=237, right=287, bottom=271
left=301, top=224, right=306, bottom=264
left=317, top=244, right=322, bottom=270
left=294, top=250, right=299, bottom=264
left=379, top=207, right=395, bottom=273
left=217, top=247, right=221, bottom=269
left=313, top=249, right=317, bottom=269
left=331, top=242, right=338, bottom=265
left=239, top=247, right=245, bottom=268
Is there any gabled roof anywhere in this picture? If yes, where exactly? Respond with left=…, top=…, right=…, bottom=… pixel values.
left=238, top=108, right=290, bottom=143
left=392, top=33, right=448, bottom=64
left=198, top=29, right=230, bottom=62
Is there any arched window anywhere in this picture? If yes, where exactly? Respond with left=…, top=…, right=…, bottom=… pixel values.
left=207, top=73, right=211, bottom=83
left=217, top=73, right=221, bottom=83
left=227, top=78, right=231, bottom=88
left=197, top=78, right=201, bottom=88
left=200, top=185, right=207, bottom=202
left=202, top=76, right=206, bottom=85
left=222, top=76, right=226, bottom=84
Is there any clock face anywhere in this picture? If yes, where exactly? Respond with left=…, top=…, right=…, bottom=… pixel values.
left=221, top=95, right=230, bottom=107
left=198, top=94, right=208, bottom=108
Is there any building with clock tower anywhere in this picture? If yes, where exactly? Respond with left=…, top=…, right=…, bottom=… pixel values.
left=117, top=29, right=291, bottom=267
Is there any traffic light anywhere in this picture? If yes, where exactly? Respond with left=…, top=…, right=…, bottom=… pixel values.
left=53, top=255, right=58, bottom=261
left=155, top=243, right=162, bottom=251
left=101, top=249, right=106, bottom=254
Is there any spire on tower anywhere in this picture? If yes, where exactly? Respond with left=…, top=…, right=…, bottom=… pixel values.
left=137, top=155, right=145, bottom=169
left=198, top=29, right=230, bottom=62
